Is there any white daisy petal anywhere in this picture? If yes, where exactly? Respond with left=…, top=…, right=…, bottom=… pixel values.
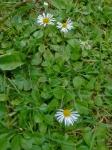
left=66, top=117, right=71, bottom=126
left=72, top=112, right=80, bottom=117
left=56, top=110, right=63, bottom=114
left=55, top=114, right=63, bottom=119
left=55, top=112, right=62, bottom=115
left=71, top=115, right=77, bottom=120
left=57, top=116, right=64, bottom=123
left=57, top=22, right=63, bottom=28
left=64, top=118, right=68, bottom=126
left=68, top=117, right=73, bottom=126
left=56, top=114, right=64, bottom=119
left=55, top=113, right=63, bottom=117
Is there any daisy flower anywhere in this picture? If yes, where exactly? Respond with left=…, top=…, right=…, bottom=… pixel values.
left=37, top=13, right=55, bottom=27
left=55, top=109, right=80, bottom=126
left=80, top=40, right=92, bottom=50
left=57, top=18, right=73, bottom=33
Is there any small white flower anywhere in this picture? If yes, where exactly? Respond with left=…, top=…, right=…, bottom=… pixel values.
left=37, top=13, right=55, bottom=27
left=57, top=19, right=73, bottom=33
left=80, top=40, right=91, bottom=50
left=55, top=109, right=80, bottom=126
left=44, top=2, right=48, bottom=6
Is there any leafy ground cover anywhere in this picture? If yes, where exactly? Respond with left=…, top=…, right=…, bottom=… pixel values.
left=0, top=0, right=112, bottom=149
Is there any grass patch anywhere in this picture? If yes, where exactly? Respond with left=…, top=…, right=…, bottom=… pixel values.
left=0, top=0, right=112, bottom=149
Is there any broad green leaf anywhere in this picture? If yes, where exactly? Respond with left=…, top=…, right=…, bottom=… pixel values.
left=48, top=99, right=58, bottom=111
left=86, top=78, right=96, bottom=90
left=39, top=103, right=48, bottom=112
left=65, top=89, right=75, bottom=101
left=51, top=0, right=73, bottom=10
left=67, top=40, right=81, bottom=61
left=0, top=137, right=10, bottom=150
left=12, top=77, right=32, bottom=91
left=73, top=76, right=85, bottom=89
left=31, top=52, right=42, bottom=65
left=71, top=46, right=81, bottom=61
left=33, top=30, right=43, bottom=39
left=34, top=113, right=43, bottom=123
left=44, top=114, right=53, bottom=125
left=53, top=87, right=65, bottom=99
left=67, top=39, right=76, bottom=47
left=90, top=124, right=107, bottom=150
left=75, top=101, right=90, bottom=114
left=0, top=52, right=24, bottom=70
left=11, top=135, right=21, bottom=150
left=51, top=0, right=66, bottom=9
left=83, top=127, right=92, bottom=146
left=0, top=133, right=9, bottom=140
left=95, top=124, right=107, bottom=138
left=21, top=138, right=34, bottom=150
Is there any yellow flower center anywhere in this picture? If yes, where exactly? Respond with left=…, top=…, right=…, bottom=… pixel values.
left=43, top=18, right=49, bottom=24
left=63, top=109, right=71, bottom=117
left=62, top=22, right=67, bottom=28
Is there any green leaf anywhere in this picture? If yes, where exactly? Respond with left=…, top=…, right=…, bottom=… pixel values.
left=77, top=145, right=89, bottom=150
left=0, top=52, right=24, bottom=70
left=45, top=114, right=53, bottom=125
left=75, top=101, right=90, bottom=114
left=39, top=103, right=48, bottom=112
left=71, top=46, right=81, bottom=61
left=39, top=123, right=47, bottom=134
left=31, top=145, right=41, bottom=150
left=31, top=52, right=42, bottom=65
left=34, top=113, right=43, bottom=123
left=0, top=137, right=10, bottom=150
left=73, top=76, right=85, bottom=89
left=0, top=94, right=8, bottom=102
left=61, top=144, right=75, bottom=150
left=48, top=99, right=58, bottom=111
left=95, top=95, right=103, bottom=106
left=67, top=39, right=76, bottom=47
left=21, top=137, right=34, bottom=150
left=65, top=89, right=75, bottom=101
left=41, top=86, right=52, bottom=99
left=12, top=77, right=32, bottom=91
left=53, top=87, right=65, bottom=99
left=33, top=30, right=44, bottom=39
left=11, top=135, right=21, bottom=150
left=51, top=0, right=66, bottom=9
left=86, top=78, right=96, bottom=90
left=67, top=40, right=81, bottom=61
left=83, top=127, right=92, bottom=146
left=51, top=0, right=73, bottom=10
left=95, top=124, right=107, bottom=138
left=90, top=124, right=107, bottom=150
